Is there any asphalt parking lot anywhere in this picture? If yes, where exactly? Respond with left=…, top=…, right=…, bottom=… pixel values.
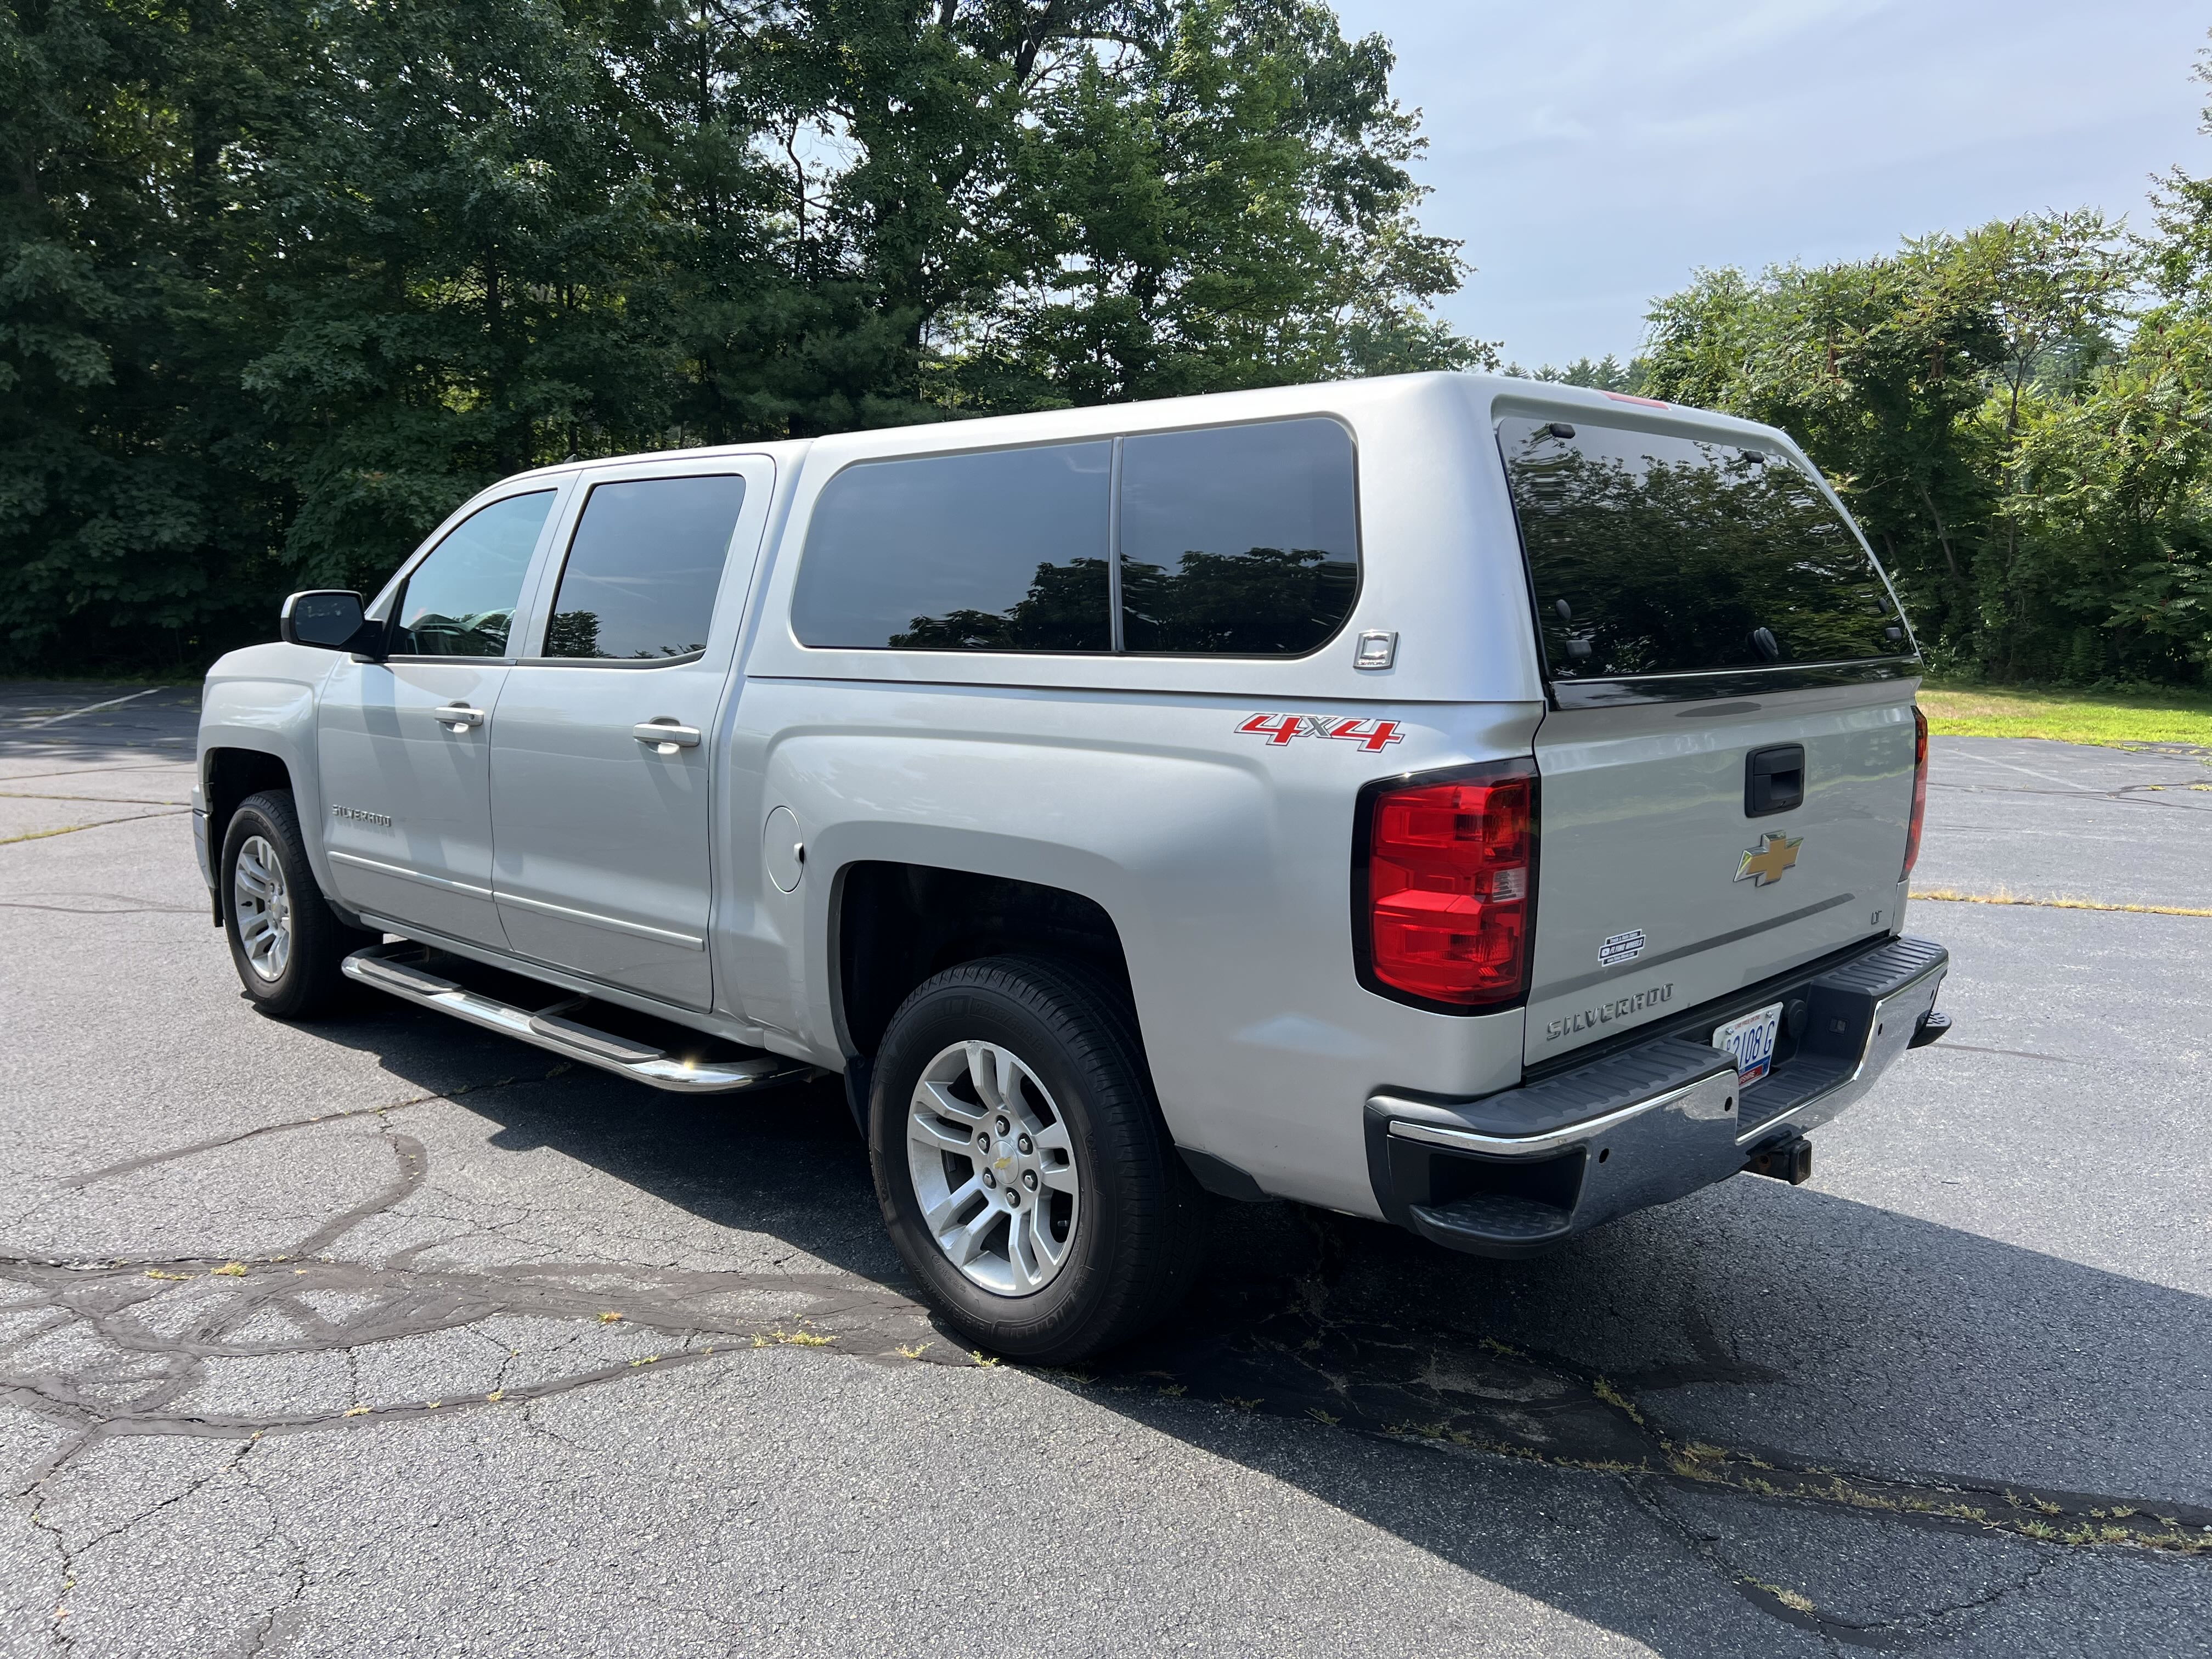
left=1, top=682, right=2207, bottom=1657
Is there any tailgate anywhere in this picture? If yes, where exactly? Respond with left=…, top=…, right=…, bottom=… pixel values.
left=1524, top=690, right=1915, bottom=1066
left=1492, top=403, right=1921, bottom=1068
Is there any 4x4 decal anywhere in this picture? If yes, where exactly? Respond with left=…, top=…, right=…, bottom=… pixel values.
left=1236, top=714, right=1406, bottom=752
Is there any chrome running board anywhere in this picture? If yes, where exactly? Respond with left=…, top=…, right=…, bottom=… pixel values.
left=342, top=943, right=814, bottom=1095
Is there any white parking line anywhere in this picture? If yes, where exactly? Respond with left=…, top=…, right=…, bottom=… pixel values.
left=1942, top=746, right=2102, bottom=791
left=5, top=688, right=167, bottom=729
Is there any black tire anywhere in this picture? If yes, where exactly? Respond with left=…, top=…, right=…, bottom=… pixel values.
left=868, top=955, right=1206, bottom=1364
left=219, top=790, right=375, bottom=1019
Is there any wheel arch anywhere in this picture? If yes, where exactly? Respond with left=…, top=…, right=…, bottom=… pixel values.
left=203, top=748, right=296, bottom=922
left=198, top=653, right=338, bottom=919
left=205, top=748, right=295, bottom=842
left=831, top=861, right=1135, bottom=1067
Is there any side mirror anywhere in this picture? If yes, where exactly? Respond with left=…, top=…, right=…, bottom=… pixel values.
left=280, top=590, right=381, bottom=656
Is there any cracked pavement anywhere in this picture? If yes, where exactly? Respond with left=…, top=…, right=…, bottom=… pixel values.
left=1, top=683, right=2208, bottom=1656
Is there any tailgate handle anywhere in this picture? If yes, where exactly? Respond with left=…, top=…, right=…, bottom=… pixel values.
left=1745, top=744, right=1805, bottom=817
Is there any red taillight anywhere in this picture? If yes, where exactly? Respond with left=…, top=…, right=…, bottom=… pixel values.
left=1364, top=768, right=1535, bottom=1006
left=1901, top=705, right=1929, bottom=877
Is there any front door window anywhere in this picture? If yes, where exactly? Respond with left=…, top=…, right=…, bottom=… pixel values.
left=391, top=492, right=556, bottom=657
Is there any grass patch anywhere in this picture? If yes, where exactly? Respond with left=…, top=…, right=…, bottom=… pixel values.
left=1918, top=682, right=2212, bottom=748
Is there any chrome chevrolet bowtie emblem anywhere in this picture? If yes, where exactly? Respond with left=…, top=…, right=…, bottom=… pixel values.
left=1735, top=832, right=1802, bottom=887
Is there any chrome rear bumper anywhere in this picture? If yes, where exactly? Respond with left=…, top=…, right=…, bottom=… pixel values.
left=1365, top=935, right=1949, bottom=1257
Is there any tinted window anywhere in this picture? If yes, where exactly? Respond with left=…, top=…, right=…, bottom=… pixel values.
left=1499, top=417, right=1903, bottom=681
left=391, top=491, right=555, bottom=657
left=792, top=443, right=1111, bottom=651
left=1119, top=419, right=1358, bottom=656
left=542, top=475, right=747, bottom=660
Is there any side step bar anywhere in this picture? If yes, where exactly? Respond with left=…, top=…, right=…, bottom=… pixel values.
left=342, top=944, right=814, bottom=1095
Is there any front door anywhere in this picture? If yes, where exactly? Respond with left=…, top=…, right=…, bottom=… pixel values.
left=317, top=488, right=561, bottom=947
left=487, top=464, right=765, bottom=1011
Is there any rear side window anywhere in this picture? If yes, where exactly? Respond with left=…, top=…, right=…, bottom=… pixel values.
left=1498, top=417, right=1903, bottom=682
left=791, top=443, right=1113, bottom=651
left=541, top=475, right=747, bottom=661
left=1120, top=419, right=1358, bottom=656
left=790, top=419, right=1359, bottom=657
left=391, top=490, right=556, bottom=657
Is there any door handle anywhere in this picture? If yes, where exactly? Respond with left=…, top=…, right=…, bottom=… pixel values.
left=633, top=720, right=702, bottom=752
left=436, top=703, right=485, bottom=732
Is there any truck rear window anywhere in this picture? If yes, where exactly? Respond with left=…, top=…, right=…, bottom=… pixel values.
left=1118, top=419, right=1358, bottom=655
left=1498, top=416, right=1904, bottom=684
left=791, top=419, right=1357, bottom=657
left=790, top=442, right=1114, bottom=653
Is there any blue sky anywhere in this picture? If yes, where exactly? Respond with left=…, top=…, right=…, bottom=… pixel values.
left=1328, top=1, right=2212, bottom=368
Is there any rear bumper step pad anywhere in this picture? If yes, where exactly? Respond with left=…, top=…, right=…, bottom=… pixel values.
left=343, top=944, right=813, bottom=1095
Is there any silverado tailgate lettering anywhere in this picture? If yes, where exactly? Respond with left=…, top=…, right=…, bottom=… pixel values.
left=1545, top=981, right=1674, bottom=1042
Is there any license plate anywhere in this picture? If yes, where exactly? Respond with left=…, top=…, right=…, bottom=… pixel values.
left=1713, top=1001, right=1784, bottom=1085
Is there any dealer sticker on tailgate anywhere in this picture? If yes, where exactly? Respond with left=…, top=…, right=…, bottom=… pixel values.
left=1713, top=1001, right=1784, bottom=1085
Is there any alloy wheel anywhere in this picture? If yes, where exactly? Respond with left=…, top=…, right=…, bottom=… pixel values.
left=905, top=1040, right=1080, bottom=1296
left=232, top=834, right=292, bottom=983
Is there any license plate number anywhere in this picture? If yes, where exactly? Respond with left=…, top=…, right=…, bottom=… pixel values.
left=1713, top=1001, right=1784, bottom=1085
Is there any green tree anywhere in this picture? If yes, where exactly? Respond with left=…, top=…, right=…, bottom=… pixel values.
left=1, top=0, right=302, bottom=669
left=1504, top=354, right=1637, bottom=391
left=1641, top=244, right=2008, bottom=652
left=2002, top=314, right=2212, bottom=681
left=957, top=0, right=1485, bottom=409
left=240, top=0, right=689, bottom=590
left=1984, top=140, right=2212, bottom=683
left=0, top=0, right=1482, bottom=672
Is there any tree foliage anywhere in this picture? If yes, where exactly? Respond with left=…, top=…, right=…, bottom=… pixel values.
left=25, top=4, right=2212, bottom=690
left=1630, top=180, right=2212, bottom=686
left=1, top=0, right=1478, bottom=670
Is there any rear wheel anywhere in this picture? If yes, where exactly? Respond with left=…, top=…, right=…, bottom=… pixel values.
left=869, top=955, right=1205, bottom=1363
left=220, top=791, right=374, bottom=1019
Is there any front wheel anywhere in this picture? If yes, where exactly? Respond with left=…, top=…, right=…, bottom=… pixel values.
left=869, top=956, right=1206, bottom=1363
left=220, top=790, right=374, bottom=1019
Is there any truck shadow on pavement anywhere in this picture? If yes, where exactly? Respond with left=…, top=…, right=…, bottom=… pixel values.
left=9, top=1001, right=2210, bottom=1653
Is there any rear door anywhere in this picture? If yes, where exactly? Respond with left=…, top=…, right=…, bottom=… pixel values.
left=486, top=458, right=770, bottom=1011
left=1494, top=411, right=1921, bottom=1068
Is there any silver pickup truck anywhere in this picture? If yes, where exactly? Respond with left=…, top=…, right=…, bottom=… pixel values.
left=196, top=372, right=1951, bottom=1361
